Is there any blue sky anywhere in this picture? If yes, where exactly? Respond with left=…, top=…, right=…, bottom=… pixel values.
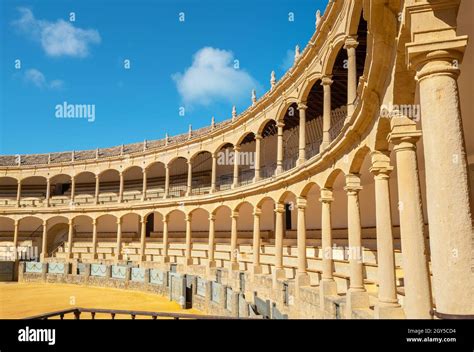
left=0, top=0, right=329, bottom=155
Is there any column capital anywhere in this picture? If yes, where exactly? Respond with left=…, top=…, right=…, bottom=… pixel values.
left=274, top=203, right=285, bottom=214
left=233, top=145, right=241, bottom=152
left=321, top=76, right=334, bottom=86
left=162, top=216, right=168, bottom=224
left=231, top=211, right=239, bottom=219
left=370, top=150, right=394, bottom=177
left=388, top=114, right=422, bottom=148
left=185, top=214, right=192, bottom=222
left=95, top=174, right=99, bottom=180
left=42, top=219, right=48, bottom=226
left=297, top=102, right=308, bottom=111
left=276, top=121, right=285, bottom=129
left=255, top=133, right=262, bottom=141
left=344, top=174, right=362, bottom=194
left=46, top=178, right=51, bottom=184
left=116, top=217, right=123, bottom=225
left=14, top=219, right=20, bottom=227
left=92, top=218, right=97, bottom=225
left=68, top=218, right=74, bottom=226
left=208, top=214, right=216, bottom=222
left=344, top=36, right=359, bottom=50
left=296, top=197, right=307, bottom=209
left=319, top=188, right=334, bottom=203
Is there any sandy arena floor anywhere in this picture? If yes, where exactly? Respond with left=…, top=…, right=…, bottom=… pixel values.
left=0, top=282, right=201, bottom=319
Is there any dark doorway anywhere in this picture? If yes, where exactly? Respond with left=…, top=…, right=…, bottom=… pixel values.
left=285, top=203, right=292, bottom=230
left=146, top=213, right=154, bottom=237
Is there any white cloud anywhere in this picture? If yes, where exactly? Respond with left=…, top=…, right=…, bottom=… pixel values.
left=280, top=49, right=294, bottom=72
left=24, top=68, right=64, bottom=89
left=172, top=47, right=259, bottom=107
left=12, top=7, right=101, bottom=58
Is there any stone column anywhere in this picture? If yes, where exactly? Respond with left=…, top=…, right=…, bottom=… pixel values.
left=344, top=36, right=359, bottom=118
left=319, top=189, right=337, bottom=305
left=273, top=203, right=285, bottom=287
left=40, top=219, right=48, bottom=261
left=344, top=174, right=370, bottom=317
left=207, top=214, right=216, bottom=274
left=408, top=41, right=473, bottom=316
left=139, top=217, right=147, bottom=262
left=254, top=134, right=262, bottom=181
left=162, top=216, right=170, bottom=263
left=185, top=214, right=193, bottom=266
left=67, top=219, right=74, bottom=259
left=91, top=218, right=98, bottom=260
left=251, top=208, right=262, bottom=276
left=297, top=103, right=307, bottom=165
left=276, top=122, right=284, bottom=174
left=16, top=180, right=21, bottom=207
left=94, top=175, right=100, bottom=205
left=389, top=115, right=432, bottom=319
left=70, top=176, right=76, bottom=205
left=321, top=76, right=333, bottom=150
left=232, top=146, right=240, bottom=188
left=115, top=217, right=123, bottom=262
left=211, top=153, right=217, bottom=193
left=13, top=219, right=19, bottom=260
left=296, top=197, right=310, bottom=289
left=142, top=169, right=147, bottom=201
left=164, top=165, right=170, bottom=199
left=45, top=178, right=51, bottom=207
left=230, top=211, right=239, bottom=271
left=186, top=160, right=192, bottom=196
left=118, top=172, right=124, bottom=203
left=370, top=151, right=403, bottom=318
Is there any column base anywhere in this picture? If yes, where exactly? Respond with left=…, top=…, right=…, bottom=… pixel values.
left=91, top=253, right=98, bottom=260
left=375, top=303, right=405, bottom=319
left=272, top=268, right=286, bottom=288
left=206, top=261, right=217, bottom=277
left=275, top=166, right=283, bottom=175
left=229, top=262, right=240, bottom=271
left=39, top=254, right=48, bottom=262
left=161, top=256, right=170, bottom=264
left=295, top=272, right=310, bottom=298
left=345, top=289, right=370, bottom=319
left=185, top=258, right=194, bottom=266
left=297, top=158, right=306, bottom=166
left=319, top=279, right=338, bottom=311
left=139, top=255, right=147, bottom=262
left=320, top=141, right=330, bottom=151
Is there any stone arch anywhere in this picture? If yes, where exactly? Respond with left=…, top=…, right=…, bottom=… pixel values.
left=349, top=145, right=371, bottom=174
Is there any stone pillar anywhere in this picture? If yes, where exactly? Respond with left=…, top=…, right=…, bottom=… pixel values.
left=164, top=165, right=170, bottom=199
left=319, top=189, right=337, bottom=305
left=115, top=218, right=123, bottom=262
left=162, top=216, right=170, bottom=263
left=344, top=174, right=370, bottom=317
left=211, top=153, right=217, bottom=193
left=186, top=160, right=192, bottom=196
left=13, top=219, right=19, bottom=260
left=91, top=218, right=98, bottom=260
left=344, top=36, right=359, bottom=118
left=230, top=211, right=239, bottom=271
left=389, top=115, right=432, bottom=319
left=185, top=214, right=193, bottom=266
left=251, top=208, right=262, bottom=276
left=67, top=219, right=74, bottom=259
left=273, top=203, right=285, bottom=287
left=118, top=172, right=124, bottom=203
left=370, top=151, right=403, bottom=318
left=139, top=217, right=147, bottom=262
left=142, top=169, right=147, bottom=201
left=232, top=146, right=240, bottom=188
left=276, top=122, right=284, bottom=174
left=207, top=214, right=216, bottom=274
left=321, top=76, right=333, bottom=150
left=296, top=197, right=310, bottom=290
left=16, top=179, right=21, bottom=207
left=94, top=175, right=100, bottom=205
left=407, top=33, right=473, bottom=315
left=70, top=176, right=76, bottom=205
left=45, top=178, right=51, bottom=207
left=297, top=103, right=307, bottom=165
left=40, top=219, right=48, bottom=261
left=254, top=134, right=262, bottom=181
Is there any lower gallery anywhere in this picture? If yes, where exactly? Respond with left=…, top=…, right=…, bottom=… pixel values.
left=0, top=0, right=473, bottom=319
